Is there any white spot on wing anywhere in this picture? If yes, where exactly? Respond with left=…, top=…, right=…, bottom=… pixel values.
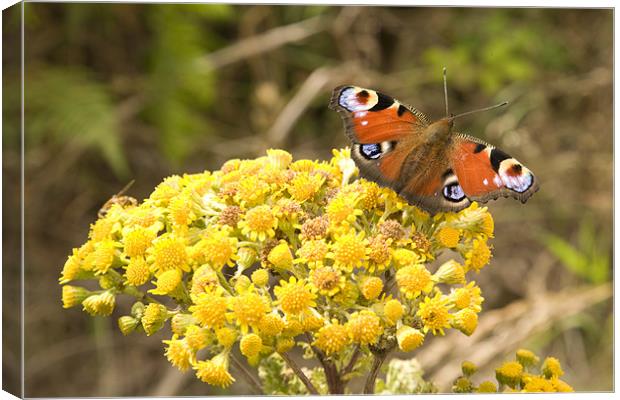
left=483, top=178, right=488, bottom=186
left=361, top=120, right=368, bottom=126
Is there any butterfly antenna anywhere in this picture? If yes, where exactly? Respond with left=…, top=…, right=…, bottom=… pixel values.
left=451, top=101, right=509, bottom=120
left=443, top=67, right=449, bottom=117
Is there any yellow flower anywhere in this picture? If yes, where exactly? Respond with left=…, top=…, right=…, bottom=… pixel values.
left=239, top=333, right=263, bottom=357
left=417, top=292, right=453, bottom=336
left=392, top=248, right=421, bottom=269
left=282, top=318, right=303, bottom=337
left=360, top=276, right=383, bottom=300
left=396, top=326, right=424, bottom=352
left=481, top=211, right=494, bottom=238
left=495, top=361, right=523, bottom=388
left=163, top=335, right=193, bottom=371
left=123, top=256, right=150, bottom=286
left=259, top=313, right=284, bottom=336
left=251, top=269, right=270, bottom=287
left=151, top=235, right=190, bottom=274
left=450, top=281, right=484, bottom=312
left=516, top=349, right=540, bottom=368
left=452, top=377, right=474, bottom=393
left=190, top=228, right=238, bottom=270
left=168, top=192, right=198, bottom=227
left=215, top=327, right=238, bottom=348
left=189, top=288, right=228, bottom=329
left=296, top=239, right=329, bottom=268
left=542, top=357, right=564, bottom=379
left=451, top=308, right=478, bottom=336
left=267, top=149, right=293, bottom=169
left=141, top=303, right=169, bottom=335
left=549, top=378, right=573, bottom=392
left=347, top=310, right=383, bottom=345
left=309, top=267, right=345, bottom=297
left=194, top=353, right=235, bottom=388
left=118, top=315, right=139, bottom=335
left=82, top=291, right=116, bottom=316
left=229, top=291, right=270, bottom=334
left=238, top=205, right=278, bottom=241
left=171, top=313, right=195, bottom=336
left=367, top=235, right=393, bottom=273
left=276, top=337, right=295, bottom=353
left=90, top=240, right=118, bottom=275
left=150, top=175, right=182, bottom=204
left=89, top=217, right=116, bottom=242
left=384, top=299, right=405, bottom=325
left=461, top=361, right=478, bottom=376
left=149, top=269, right=182, bottom=296
left=274, top=277, right=317, bottom=315
left=476, top=381, right=498, bottom=393
left=313, top=321, right=350, bottom=355
left=235, top=175, right=271, bottom=208
left=464, top=238, right=492, bottom=273
left=436, top=226, right=461, bottom=248
left=396, top=264, right=434, bottom=299
left=328, top=230, right=369, bottom=272
left=123, top=227, right=156, bottom=258
left=287, top=172, right=325, bottom=203
left=59, top=251, right=83, bottom=284
left=300, top=309, right=325, bottom=332
left=332, top=281, right=360, bottom=307
left=62, top=285, right=91, bottom=308
left=234, top=275, right=251, bottom=293
left=189, top=265, right=220, bottom=298
left=522, top=376, right=554, bottom=392
left=433, top=260, right=466, bottom=284
left=289, top=159, right=316, bottom=173
left=267, top=242, right=294, bottom=270
left=326, top=191, right=363, bottom=228
left=184, top=325, right=211, bottom=351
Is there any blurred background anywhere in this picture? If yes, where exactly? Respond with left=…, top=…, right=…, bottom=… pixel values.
left=2, top=4, right=612, bottom=396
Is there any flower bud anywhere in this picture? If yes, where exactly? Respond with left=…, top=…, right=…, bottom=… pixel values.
left=118, top=315, right=139, bottom=335
left=62, top=285, right=91, bottom=309
left=433, top=260, right=466, bottom=284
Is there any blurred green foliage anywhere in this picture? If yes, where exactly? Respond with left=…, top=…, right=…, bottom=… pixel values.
left=541, top=216, right=610, bottom=284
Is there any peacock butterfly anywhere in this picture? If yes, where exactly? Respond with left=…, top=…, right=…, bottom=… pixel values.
left=329, top=73, right=539, bottom=215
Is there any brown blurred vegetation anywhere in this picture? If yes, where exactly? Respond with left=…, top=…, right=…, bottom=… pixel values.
left=2, top=4, right=612, bottom=396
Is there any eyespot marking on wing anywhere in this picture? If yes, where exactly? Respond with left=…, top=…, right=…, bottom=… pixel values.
left=338, top=87, right=379, bottom=112
left=360, top=143, right=382, bottom=160
left=498, top=160, right=534, bottom=193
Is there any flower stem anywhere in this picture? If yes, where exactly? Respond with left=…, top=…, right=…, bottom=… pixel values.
left=278, top=351, right=319, bottom=395
left=364, top=351, right=388, bottom=394
left=342, top=345, right=361, bottom=377
left=230, top=353, right=263, bottom=395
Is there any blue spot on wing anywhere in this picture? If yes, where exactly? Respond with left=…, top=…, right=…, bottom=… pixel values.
left=360, top=143, right=382, bottom=159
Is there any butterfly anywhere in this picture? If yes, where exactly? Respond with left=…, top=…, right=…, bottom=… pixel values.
left=329, top=80, right=539, bottom=215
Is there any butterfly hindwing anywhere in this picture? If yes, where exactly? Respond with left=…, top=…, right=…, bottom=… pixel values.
left=449, top=134, right=539, bottom=204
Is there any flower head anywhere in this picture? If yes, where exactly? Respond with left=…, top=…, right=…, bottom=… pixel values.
left=360, top=276, right=384, bottom=300
left=542, top=357, right=564, bottom=379
left=396, top=264, right=434, bottom=299
left=189, top=288, right=228, bottom=329
left=328, top=230, right=369, bottom=272
left=194, top=353, right=235, bottom=388
left=417, top=292, right=453, bottom=335
left=296, top=239, right=329, bottom=268
left=310, top=267, right=345, bottom=297
left=141, top=303, right=169, bottom=335
left=151, top=235, right=190, bottom=274
left=274, top=277, right=317, bottom=315
left=347, top=310, right=383, bottom=345
left=238, top=205, right=278, bottom=241
left=163, top=335, right=193, bottom=371
left=230, top=290, right=269, bottom=334
left=450, top=282, right=484, bottom=312
left=384, top=299, right=405, bottom=325
left=149, top=269, right=182, bottom=296
left=62, top=285, right=91, bottom=309
left=451, top=308, right=478, bottom=336
left=464, top=238, right=492, bottom=273
left=313, top=321, right=350, bottom=355
left=495, top=361, right=523, bottom=388
left=239, top=333, right=263, bottom=357
left=82, top=291, right=115, bottom=316
left=267, top=242, right=294, bottom=270
left=396, top=326, right=425, bottom=352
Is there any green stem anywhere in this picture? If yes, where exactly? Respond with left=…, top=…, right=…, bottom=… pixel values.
left=278, top=351, right=319, bottom=395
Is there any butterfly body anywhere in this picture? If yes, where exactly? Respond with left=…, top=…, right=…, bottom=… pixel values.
left=330, top=85, right=539, bottom=215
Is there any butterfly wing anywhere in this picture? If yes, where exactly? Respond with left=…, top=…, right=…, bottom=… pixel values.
left=449, top=134, right=539, bottom=204
left=329, top=85, right=431, bottom=187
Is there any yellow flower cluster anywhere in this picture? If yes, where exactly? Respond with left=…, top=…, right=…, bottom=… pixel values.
left=59, top=148, right=497, bottom=388
left=452, top=349, right=573, bottom=393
